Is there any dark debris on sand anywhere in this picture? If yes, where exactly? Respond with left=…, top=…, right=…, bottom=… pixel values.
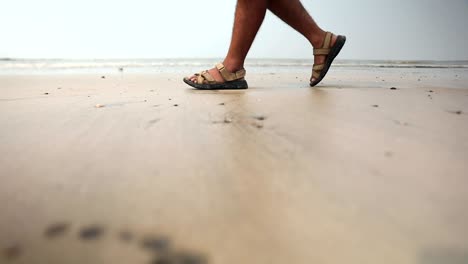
left=79, top=225, right=104, bottom=240
left=45, top=222, right=70, bottom=239
left=447, top=110, right=463, bottom=115
left=390, top=87, right=398, bottom=90
left=251, top=115, right=267, bottom=129
left=141, top=236, right=170, bottom=253
left=223, top=117, right=232, bottom=124
left=2, top=244, right=22, bottom=260
left=253, top=115, right=267, bottom=121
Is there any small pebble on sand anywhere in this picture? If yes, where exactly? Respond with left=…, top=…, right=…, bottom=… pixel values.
left=101, top=76, right=106, bottom=79
left=95, top=104, right=105, bottom=108
left=253, top=115, right=266, bottom=121
left=390, top=87, right=398, bottom=90
left=224, top=117, right=232, bottom=124
left=173, top=104, right=178, bottom=107
left=44, top=92, right=49, bottom=95
left=372, top=105, right=379, bottom=108
left=447, top=110, right=462, bottom=115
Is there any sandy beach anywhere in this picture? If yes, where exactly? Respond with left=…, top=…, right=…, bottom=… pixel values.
left=1, top=66, right=468, bottom=264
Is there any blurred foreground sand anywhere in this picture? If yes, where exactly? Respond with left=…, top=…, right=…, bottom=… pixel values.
left=1, top=69, right=468, bottom=264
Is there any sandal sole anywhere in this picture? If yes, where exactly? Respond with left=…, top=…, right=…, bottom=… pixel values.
left=183, top=78, right=248, bottom=90
left=310, top=35, right=346, bottom=87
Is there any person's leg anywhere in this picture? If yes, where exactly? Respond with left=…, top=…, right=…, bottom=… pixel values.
left=267, top=0, right=338, bottom=83
left=189, top=0, right=268, bottom=83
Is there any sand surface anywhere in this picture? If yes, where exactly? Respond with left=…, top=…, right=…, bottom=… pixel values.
left=1, top=68, right=468, bottom=264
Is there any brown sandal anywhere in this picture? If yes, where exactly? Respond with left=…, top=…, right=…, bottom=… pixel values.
left=183, top=63, right=248, bottom=90
left=310, top=32, right=346, bottom=87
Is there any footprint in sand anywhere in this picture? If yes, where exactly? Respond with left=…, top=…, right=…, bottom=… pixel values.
left=1, top=222, right=208, bottom=264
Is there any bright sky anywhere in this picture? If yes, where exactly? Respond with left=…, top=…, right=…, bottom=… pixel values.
left=1, top=0, right=467, bottom=60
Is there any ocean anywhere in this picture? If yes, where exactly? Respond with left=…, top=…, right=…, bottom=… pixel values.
left=1, top=58, right=467, bottom=75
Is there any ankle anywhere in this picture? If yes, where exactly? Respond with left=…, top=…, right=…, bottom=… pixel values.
left=309, top=30, right=326, bottom=48
left=222, top=58, right=245, bottom=72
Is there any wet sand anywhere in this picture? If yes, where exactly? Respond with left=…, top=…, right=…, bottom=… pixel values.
left=1, top=69, right=468, bottom=264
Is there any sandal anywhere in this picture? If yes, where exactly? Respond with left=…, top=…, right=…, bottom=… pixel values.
left=183, top=63, right=248, bottom=90
left=310, top=32, right=346, bottom=87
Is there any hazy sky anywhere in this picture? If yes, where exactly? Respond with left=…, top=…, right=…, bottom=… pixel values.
left=1, top=0, right=467, bottom=60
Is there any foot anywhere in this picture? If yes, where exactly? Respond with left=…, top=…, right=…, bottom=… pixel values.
left=187, top=67, right=224, bottom=84
left=310, top=32, right=338, bottom=84
left=187, top=62, right=244, bottom=84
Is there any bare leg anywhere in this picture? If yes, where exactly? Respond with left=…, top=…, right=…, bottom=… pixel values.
left=189, top=0, right=268, bottom=83
left=267, top=0, right=338, bottom=83
left=187, top=0, right=339, bottom=85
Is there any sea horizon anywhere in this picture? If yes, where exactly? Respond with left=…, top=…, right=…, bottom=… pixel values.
left=1, top=58, right=468, bottom=75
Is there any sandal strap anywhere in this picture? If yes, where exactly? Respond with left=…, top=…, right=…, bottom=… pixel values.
left=197, top=70, right=216, bottom=84
left=313, top=31, right=333, bottom=56
left=323, top=32, right=332, bottom=49
left=313, top=64, right=325, bottom=71
left=312, top=71, right=321, bottom=79
left=314, top=48, right=331, bottom=55
left=216, top=63, right=246, bottom=82
left=312, top=64, right=325, bottom=79
left=201, top=71, right=215, bottom=82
